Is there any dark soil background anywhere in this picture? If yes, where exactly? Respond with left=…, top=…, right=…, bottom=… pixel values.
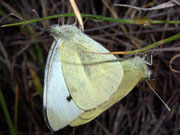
left=0, top=0, right=180, bottom=135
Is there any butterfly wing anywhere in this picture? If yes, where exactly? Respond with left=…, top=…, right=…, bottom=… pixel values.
left=70, top=57, right=149, bottom=126
left=60, top=32, right=123, bottom=110
left=43, top=39, right=84, bottom=131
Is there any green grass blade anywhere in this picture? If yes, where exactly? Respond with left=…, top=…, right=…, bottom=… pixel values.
left=109, top=33, right=180, bottom=55
left=0, top=89, right=16, bottom=135
left=126, top=33, right=180, bottom=54
left=2, top=13, right=180, bottom=27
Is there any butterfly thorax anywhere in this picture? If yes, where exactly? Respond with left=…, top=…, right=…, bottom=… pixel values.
left=48, top=25, right=81, bottom=41
left=131, top=56, right=151, bottom=79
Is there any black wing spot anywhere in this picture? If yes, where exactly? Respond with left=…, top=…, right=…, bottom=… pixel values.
left=66, top=95, right=72, bottom=102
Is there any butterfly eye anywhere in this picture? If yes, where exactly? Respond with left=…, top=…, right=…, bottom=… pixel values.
left=47, top=25, right=62, bottom=38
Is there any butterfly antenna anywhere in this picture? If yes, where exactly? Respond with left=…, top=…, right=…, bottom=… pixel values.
left=32, top=9, right=40, bottom=19
left=10, top=12, right=46, bottom=32
left=145, top=80, right=171, bottom=111
left=31, top=9, right=47, bottom=32
left=10, top=13, right=24, bottom=20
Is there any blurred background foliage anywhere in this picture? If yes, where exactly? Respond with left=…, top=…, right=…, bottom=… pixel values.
left=0, top=0, right=180, bottom=135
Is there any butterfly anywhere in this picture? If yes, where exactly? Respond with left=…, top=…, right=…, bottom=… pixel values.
left=43, top=24, right=151, bottom=131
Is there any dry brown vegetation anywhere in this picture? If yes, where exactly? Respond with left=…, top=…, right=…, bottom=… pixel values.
left=0, top=0, right=180, bottom=135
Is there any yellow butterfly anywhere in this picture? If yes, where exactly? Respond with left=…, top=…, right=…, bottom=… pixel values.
left=43, top=24, right=151, bottom=131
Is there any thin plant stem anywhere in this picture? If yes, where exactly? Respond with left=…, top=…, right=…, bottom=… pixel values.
left=0, top=89, right=16, bottom=135
left=2, top=13, right=180, bottom=27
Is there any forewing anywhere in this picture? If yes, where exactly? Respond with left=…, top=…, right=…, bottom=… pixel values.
left=43, top=40, right=83, bottom=131
left=60, top=34, right=123, bottom=110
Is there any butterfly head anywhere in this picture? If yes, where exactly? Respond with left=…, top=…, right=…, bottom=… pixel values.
left=48, top=24, right=80, bottom=41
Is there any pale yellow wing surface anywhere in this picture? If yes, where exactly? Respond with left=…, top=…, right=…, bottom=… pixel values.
left=60, top=34, right=123, bottom=110
left=70, top=57, right=150, bottom=126
left=59, top=25, right=123, bottom=110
